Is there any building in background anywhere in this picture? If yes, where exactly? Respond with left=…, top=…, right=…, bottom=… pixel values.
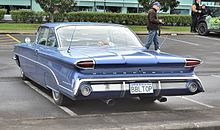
left=0, top=0, right=41, bottom=13
left=0, top=0, right=143, bottom=13
left=0, top=0, right=219, bottom=14
left=174, top=0, right=220, bottom=14
left=74, top=0, right=143, bottom=13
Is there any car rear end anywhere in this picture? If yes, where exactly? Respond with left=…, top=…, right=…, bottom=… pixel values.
left=71, top=52, right=204, bottom=100
left=55, top=24, right=204, bottom=101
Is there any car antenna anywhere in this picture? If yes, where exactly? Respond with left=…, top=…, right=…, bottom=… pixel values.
left=158, top=25, right=169, bottom=49
left=159, top=34, right=168, bottom=49
left=67, top=26, right=76, bottom=53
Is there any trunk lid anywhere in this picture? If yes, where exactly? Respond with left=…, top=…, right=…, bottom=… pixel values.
left=69, top=47, right=190, bottom=76
left=70, top=47, right=185, bottom=66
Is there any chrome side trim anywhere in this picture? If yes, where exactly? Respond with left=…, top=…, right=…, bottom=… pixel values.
left=14, top=53, right=74, bottom=93
left=73, top=75, right=200, bottom=95
left=46, top=85, right=59, bottom=93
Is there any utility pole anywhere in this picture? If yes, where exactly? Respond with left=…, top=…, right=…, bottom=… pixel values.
left=122, top=0, right=124, bottom=13
left=104, top=0, right=106, bottom=12
left=94, top=0, right=96, bottom=12
left=30, top=0, right=32, bottom=10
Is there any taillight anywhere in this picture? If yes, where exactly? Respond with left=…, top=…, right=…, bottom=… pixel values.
left=75, top=60, right=95, bottom=69
left=185, top=58, right=201, bottom=67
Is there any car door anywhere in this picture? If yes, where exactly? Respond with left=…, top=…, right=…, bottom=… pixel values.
left=209, top=11, right=220, bottom=30
left=35, top=27, right=59, bottom=88
left=18, top=38, right=38, bottom=81
left=34, top=26, right=51, bottom=86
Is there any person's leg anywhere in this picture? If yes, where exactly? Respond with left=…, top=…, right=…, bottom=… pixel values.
left=191, top=16, right=194, bottom=32
left=194, top=17, right=198, bottom=31
left=191, top=16, right=197, bottom=32
left=153, top=31, right=159, bottom=50
left=145, top=30, right=154, bottom=49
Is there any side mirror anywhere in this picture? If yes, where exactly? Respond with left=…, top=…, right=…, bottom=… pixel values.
left=25, top=37, right=31, bottom=43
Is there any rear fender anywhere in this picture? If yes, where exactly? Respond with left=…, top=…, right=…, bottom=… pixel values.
left=44, top=72, right=59, bottom=92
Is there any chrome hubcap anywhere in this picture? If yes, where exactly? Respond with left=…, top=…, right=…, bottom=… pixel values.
left=52, top=91, right=60, bottom=101
left=20, top=69, right=24, bottom=77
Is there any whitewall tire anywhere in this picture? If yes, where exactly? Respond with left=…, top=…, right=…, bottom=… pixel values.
left=52, top=90, right=66, bottom=106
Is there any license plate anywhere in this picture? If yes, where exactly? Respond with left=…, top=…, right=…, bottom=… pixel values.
left=129, top=83, right=154, bottom=94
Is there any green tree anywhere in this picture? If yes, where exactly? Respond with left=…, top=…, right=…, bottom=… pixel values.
left=35, top=0, right=76, bottom=22
left=138, top=0, right=152, bottom=11
left=138, top=0, right=180, bottom=13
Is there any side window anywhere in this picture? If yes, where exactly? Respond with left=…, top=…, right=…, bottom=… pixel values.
left=37, top=27, right=50, bottom=45
left=46, top=29, right=57, bottom=47
left=37, top=27, right=57, bottom=47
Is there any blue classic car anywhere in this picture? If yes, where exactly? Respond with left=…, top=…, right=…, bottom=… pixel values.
left=13, top=22, right=204, bottom=106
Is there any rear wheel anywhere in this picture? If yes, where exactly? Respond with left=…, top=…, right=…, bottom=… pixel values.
left=198, top=22, right=209, bottom=36
left=139, top=97, right=157, bottom=103
left=20, top=68, right=28, bottom=80
left=52, top=90, right=66, bottom=106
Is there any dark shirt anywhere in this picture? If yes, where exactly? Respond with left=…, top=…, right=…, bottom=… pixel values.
left=147, top=8, right=160, bottom=30
left=191, top=2, right=200, bottom=17
left=201, top=8, right=209, bottom=16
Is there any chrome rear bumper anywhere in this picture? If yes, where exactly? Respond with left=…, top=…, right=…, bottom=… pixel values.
left=73, top=75, right=203, bottom=96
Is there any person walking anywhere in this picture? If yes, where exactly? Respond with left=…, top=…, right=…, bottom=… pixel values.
left=191, top=0, right=201, bottom=32
left=145, top=1, right=163, bottom=53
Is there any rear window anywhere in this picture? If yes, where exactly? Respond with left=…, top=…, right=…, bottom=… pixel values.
left=57, top=25, right=143, bottom=48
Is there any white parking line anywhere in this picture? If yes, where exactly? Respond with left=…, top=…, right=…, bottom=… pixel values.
left=24, top=81, right=78, bottom=117
left=160, top=36, right=199, bottom=46
left=179, top=96, right=214, bottom=109
left=195, top=35, right=220, bottom=42
left=211, top=75, right=220, bottom=78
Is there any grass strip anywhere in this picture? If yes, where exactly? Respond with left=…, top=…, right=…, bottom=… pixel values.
left=0, top=23, right=190, bottom=33
left=0, top=23, right=40, bottom=30
left=128, top=25, right=190, bottom=33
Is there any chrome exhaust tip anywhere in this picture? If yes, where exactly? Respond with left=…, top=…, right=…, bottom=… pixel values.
left=157, top=97, right=167, bottom=102
left=101, top=99, right=116, bottom=106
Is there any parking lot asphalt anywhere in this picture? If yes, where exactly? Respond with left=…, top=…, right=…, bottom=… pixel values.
left=0, top=33, right=220, bottom=130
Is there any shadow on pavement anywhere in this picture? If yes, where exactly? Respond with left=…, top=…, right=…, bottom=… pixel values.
left=29, top=80, right=172, bottom=115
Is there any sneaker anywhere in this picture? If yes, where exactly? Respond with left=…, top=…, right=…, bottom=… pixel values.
left=156, top=49, right=160, bottom=53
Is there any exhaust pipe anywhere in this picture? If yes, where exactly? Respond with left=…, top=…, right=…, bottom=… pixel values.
left=157, top=97, right=167, bottom=102
left=101, top=99, right=116, bottom=106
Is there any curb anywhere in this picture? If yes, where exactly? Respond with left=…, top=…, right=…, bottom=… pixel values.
left=92, top=121, right=220, bottom=130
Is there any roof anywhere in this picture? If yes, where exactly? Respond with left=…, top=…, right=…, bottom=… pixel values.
left=41, top=22, right=125, bottom=28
